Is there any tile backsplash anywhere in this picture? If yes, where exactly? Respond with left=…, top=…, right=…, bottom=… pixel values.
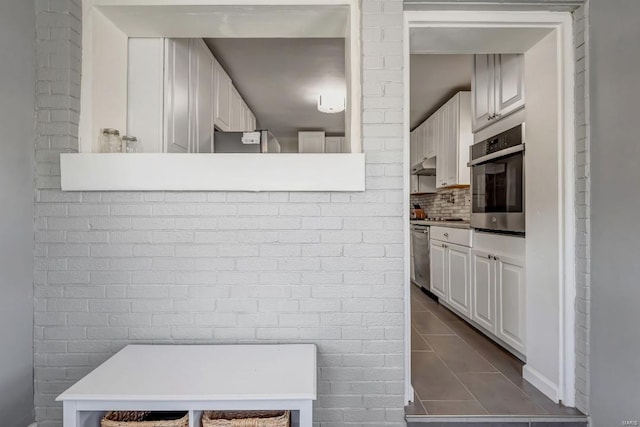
left=411, top=187, right=471, bottom=220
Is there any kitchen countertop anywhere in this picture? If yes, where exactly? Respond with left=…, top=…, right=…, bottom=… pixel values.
left=410, top=220, right=471, bottom=229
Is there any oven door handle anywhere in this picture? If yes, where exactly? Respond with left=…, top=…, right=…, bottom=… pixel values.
left=467, top=144, right=525, bottom=167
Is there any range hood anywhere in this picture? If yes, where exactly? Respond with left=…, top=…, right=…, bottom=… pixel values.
left=411, top=157, right=436, bottom=176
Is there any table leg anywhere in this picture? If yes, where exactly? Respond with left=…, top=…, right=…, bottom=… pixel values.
left=63, top=401, right=78, bottom=427
left=299, top=400, right=313, bottom=427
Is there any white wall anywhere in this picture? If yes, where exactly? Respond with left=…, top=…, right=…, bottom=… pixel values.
left=590, top=0, right=640, bottom=425
left=523, top=30, right=561, bottom=399
left=0, top=0, right=35, bottom=426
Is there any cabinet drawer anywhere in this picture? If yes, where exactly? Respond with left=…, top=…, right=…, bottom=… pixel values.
left=430, top=226, right=472, bottom=247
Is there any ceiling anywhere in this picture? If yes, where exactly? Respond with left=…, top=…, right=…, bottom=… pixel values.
left=99, top=5, right=349, bottom=38
left=205, top=38, right=346, bottom=148
left=410, top=54, right=473, bottom=129
left=410, top=27, right=553, bottom=54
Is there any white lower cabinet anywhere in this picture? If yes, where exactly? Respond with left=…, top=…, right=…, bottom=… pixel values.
left=429, top=240, right=447, bottom=299
left=325, top=137, right=345, bottom=153
left=447, top=243, right=472, bottom=317
left=470, top=247, right=526, bottom=355
left=298, top=131, right=326, bottom=153
left=430, top=233, right=471, bottom=315
left=471, top=249, right=496, bottom=333
left=495, top=254, right=526, bottom=354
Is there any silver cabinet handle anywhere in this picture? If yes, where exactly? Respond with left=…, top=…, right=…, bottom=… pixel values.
left=494, top=256, right=500, bottom=261
left=487, top=254, right=492, bottom=259
left=443, top=233, right=449, bottom=238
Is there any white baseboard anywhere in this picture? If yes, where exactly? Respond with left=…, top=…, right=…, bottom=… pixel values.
left=523, top=364, right=559, bottom=403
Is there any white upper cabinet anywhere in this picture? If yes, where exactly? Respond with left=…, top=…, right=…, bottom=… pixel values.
left=471, top=54, right=495, bottom=131
left=128, top=37, right=258, bottom=152
left=425, top=116, right=436, bottom=159
left=472, top=53, right=525, bottom=132
left=435, top=92, right=472, bottom=189
left=229, top=86, right=244, bottom=131
left=192, top=39, right=214, bottom=153
left=214, top=60, right=232, bottom=132
left=164, top=38, right=191, bottom=153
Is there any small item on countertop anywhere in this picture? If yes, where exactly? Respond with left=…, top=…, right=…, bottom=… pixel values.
left=123, top=135, right=143, bottom=153
left=410, top=208, right=426, bottom=220
left=99, top=128, right=122, bottom=153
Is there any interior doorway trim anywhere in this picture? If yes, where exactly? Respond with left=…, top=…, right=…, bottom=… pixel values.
left=403, top=8, right=577, bottom=407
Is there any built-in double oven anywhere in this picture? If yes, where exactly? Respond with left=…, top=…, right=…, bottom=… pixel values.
left=468, top=124, right=525, bottom=235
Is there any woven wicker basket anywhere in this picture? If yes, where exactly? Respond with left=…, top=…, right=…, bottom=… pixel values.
left=101, top=411, right=189, bottom=427
left=202, top=411, right=290, bottom=427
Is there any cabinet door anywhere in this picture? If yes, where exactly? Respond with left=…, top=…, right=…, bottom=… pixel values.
left=164, top=38, right=191, bottom=153
left=495, top=254, right=526, bottom=354
left=419, top=122, right=429, bottom=162
left=410, top=175, right=419, bottom=194
left=298, top=131, right=325, bottom=153
left=445, top=97, right=459, bottom=186
left=244, top=106, right=256, bottom=131
left=410, top=129, right=418, bottom=167
left=325, top=137, right=344, bottom=153
left=436, top=106, right=450, bottom=188
left=214, top=62, right=231, bottom=131
left=495, top=54, right=525, bottom=118
left=425, top=116, right=436, bottom=158
left=471, top=249, right=496, bottom=333
left=430, top=240, right=447, bottom=299
left=447, top=243, right=471, bottom=316
left=193, top=40, right=213, bottom=153
left=229, top=87, right=243, bottom=131
left=471, top=54, right=495, bottom=132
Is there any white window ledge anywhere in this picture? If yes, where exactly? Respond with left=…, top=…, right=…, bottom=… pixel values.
left=60, top=153, right=365, bottom=192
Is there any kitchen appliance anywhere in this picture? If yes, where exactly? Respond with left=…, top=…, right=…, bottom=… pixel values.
left=411, top=224, right=431, bottom=292
left=468, top=124, right=525, bottom=234
left=214, top=130, right=281, bottom=153
left=411, top=156, right=436, bottom=176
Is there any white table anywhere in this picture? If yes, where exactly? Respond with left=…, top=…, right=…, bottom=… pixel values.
left=57, top=344, right=317, bottom=427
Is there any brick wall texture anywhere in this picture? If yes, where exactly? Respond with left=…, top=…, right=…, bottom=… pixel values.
left=33, top=1, right=407, bottom=426
left=32, top=0, right=590, bottom=424
left=573, top=2, right=591, bottom=414
left=410, top=188, right=471, bottom=221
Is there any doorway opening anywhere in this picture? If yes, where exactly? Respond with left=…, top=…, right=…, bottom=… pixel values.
left=402, top=8, right=585, bottom=421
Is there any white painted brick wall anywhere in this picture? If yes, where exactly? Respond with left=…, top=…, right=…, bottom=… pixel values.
left=572, top=2, right=590, bottom=414
left=33, top=1, right=406, bottom=426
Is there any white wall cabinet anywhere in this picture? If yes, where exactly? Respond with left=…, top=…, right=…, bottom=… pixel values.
left=128, top=38, right=258, bottom=152
left=213, top=60, right=232, bottom=132
left=164, top=38, right=191, bottom=153
left=192, top=39, right=214, bottom=153
left=470, top=244, right=526, bottom=355
left=435, top=91, right=472, bottom=189
left=472, top=54, right=525, bottom=132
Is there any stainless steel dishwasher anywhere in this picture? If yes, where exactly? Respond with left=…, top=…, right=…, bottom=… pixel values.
left=411, top=224, right=430, bottom=291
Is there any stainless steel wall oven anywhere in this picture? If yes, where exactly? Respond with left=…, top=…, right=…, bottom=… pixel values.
left=468, top=124, right=525, bottom=234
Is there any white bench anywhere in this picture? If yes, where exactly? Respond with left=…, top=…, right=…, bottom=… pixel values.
left=57, top=344, right=317, bottom=427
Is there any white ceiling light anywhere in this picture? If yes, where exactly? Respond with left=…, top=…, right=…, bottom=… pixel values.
left=317, top=93, right=345, bottom=114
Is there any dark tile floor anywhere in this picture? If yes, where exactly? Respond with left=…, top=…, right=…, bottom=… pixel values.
left=408, top=285, right=584, bottom=417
